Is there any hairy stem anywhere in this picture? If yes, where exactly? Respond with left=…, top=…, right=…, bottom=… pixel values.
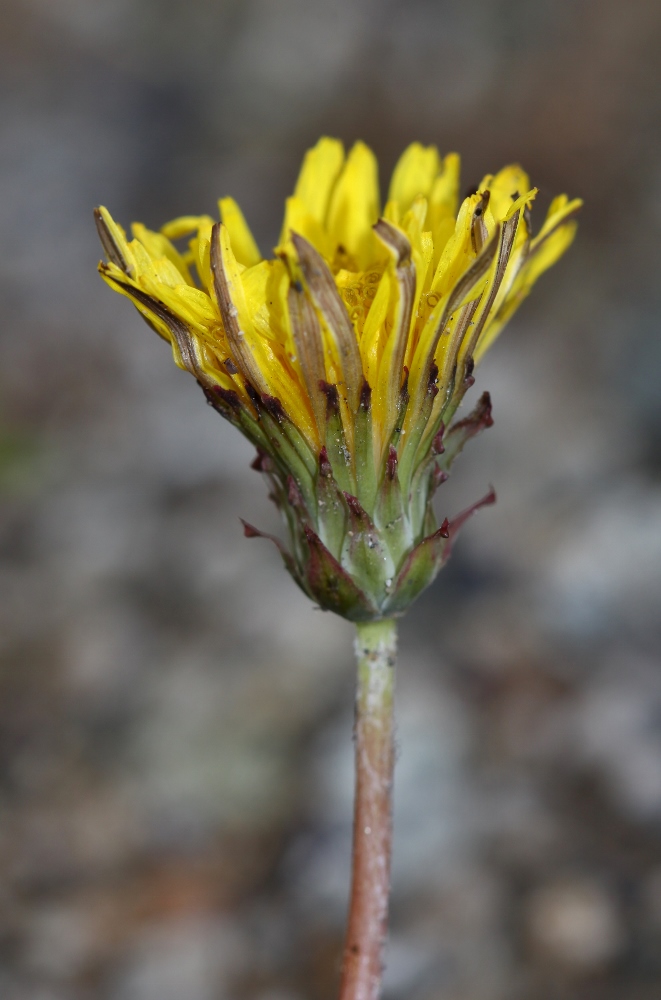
left=339, top=619, right=397, bottom=1000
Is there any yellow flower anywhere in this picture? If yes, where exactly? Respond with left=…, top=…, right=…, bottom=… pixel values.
left=96, top=138, right=580, bottom=620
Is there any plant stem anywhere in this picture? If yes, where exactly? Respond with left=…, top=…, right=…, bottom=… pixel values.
left=339, top=618, right=397, bottom=1000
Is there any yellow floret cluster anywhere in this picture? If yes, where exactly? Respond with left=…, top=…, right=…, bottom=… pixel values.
left=97, top=137, right=580, bottom=463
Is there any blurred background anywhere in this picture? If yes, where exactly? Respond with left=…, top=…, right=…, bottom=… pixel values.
left=1, top=1, right=661, bottom=998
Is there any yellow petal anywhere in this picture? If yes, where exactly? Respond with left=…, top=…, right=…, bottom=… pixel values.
left=136, top=252, right=185, bottom=290
left=96, top=141, right=580, bottom=474
left=190, top=218, right=214, bottom=292
left=382, top=199, right=401, bottom=226
left=429, top=153, right=460, bottom=217
left=429, top=192, right=483, bottom=297
left=242, top=259, right=290, bottom=348
left=131, top=223, right=194, bottom=285
left=533, top=195, right=583, bottom=245
left=161, top=215, right=213, bottom=240
left=95, top=207, right=136, bottom=275
left=388, top=143, right=440, bottom=216
left=219, top=197, right=262, bottom=268
left=212, top=225, right=316, bottom=444
left=474, top=199, right=580, bottom=363
left=278, top=196, right=335, bottom=259
left=99, top=263, right=170, bottom=341
left=327, top=141, right=381, bottom=270
left=292, top=136, right=344, bottom=224
left=371, top=221, right=418, bottom=450
left=486, top=165, right=531, bottom=222
left=360, top=272, right=390, bottom=389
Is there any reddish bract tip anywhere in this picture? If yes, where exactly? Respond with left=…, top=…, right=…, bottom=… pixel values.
left=287, top=475, right=304, bottom=507
left=478, top=391, right=494, bottom=428
left=251, top=449, right=273, bottom=472
left=359, top=379, right=372, bottom=411
left=386, top=445, right=398, bottom=481
left=262, top=394, right=286, bottom=422
left=241, top=519, right=262, bottom=538
left=343, top=492, right=365, bottom=519
left=319, top=380, right=340, bottom=416
left=319, top=445, right=333, bottom=478
left=203, top=385, right=241, bottom=411
left=431, top=465, right=449, bottom=492
left=432, top=423, right=445, bottom=455
left=245, top=382, right=261, bottom=409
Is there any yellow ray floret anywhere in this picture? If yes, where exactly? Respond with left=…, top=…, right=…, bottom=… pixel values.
left=96, top=137, right=580, bottom=467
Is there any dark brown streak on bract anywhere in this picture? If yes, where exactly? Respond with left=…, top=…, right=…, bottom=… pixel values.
left=288, top=281, right=327, bottom=431
left=442, top=227, right=499, bottom=329
left=244, top=382, right=263, bottom=412
left=470, top=191, right=490, bottom=254
left=319, top=380, right=340, bottom=418
left=415, top=229, right=499, bottom=413
left=261, top=394, right=286, bottom=424
left=472, top=213, right=519, bottom=349
left=94, top=208, right=130, bottom=273
left=359, top=379, right=372, bottom=412
left=210, top=222, right=264, bottom=393
left=291, top=232, right=363, bottom=412
left=399, top=366, right=410, bottom=407
left=373, top=219, right=416, bottom=417
left=202, top=383, right=242, bottom=420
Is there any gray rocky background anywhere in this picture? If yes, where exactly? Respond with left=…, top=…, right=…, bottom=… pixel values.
left=1, top=1, right=661, bottom=998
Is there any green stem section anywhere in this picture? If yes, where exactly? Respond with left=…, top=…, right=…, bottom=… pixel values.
left=339, top=619, right=397, bottom=1000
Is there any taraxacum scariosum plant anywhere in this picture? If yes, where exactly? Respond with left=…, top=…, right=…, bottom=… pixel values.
left=96, top=138, right=580, bottom=1000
